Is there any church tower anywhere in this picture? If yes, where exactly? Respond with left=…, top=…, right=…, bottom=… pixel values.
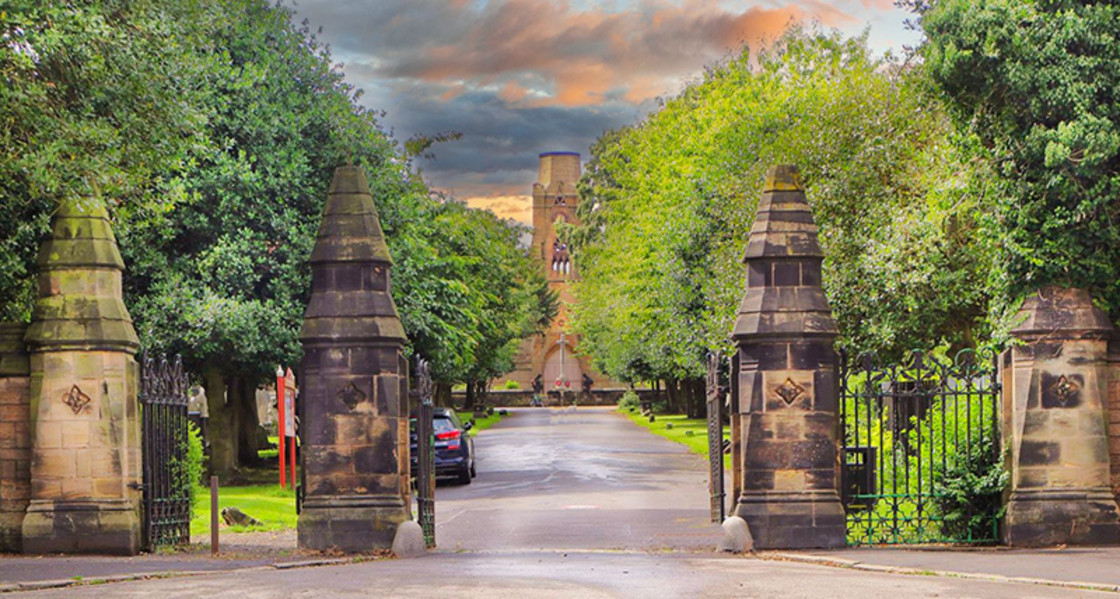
left=497, top=152, right=613, bottom=395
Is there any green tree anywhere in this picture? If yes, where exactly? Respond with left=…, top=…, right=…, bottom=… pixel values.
left=117, top=0, right=415, bottom=475
left=917, top=0, right=1120, bottom=323
left=570, top=28, right=997, bottom=414
left=0, top=0, right=211, bottom=321
left=393, top=196, right=555, bottom=407
left=2, top=0, right=554, bottom=477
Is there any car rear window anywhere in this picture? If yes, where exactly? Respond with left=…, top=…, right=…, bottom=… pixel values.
left=433, top=417, right=456, bottom=433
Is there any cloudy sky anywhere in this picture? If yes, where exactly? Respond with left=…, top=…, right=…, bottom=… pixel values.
left=289, top=0, right=921, bottom=224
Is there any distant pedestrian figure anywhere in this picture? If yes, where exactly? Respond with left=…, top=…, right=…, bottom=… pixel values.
left=188, top=384, right=210, bottom=449
left=531, top=374, right=544, bottom=407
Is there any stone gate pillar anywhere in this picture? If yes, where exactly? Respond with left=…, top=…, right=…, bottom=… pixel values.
left=298, top=166, right=411, bottom=552
left=22, top=197, right=142, bottom=555
left=0, top=323, right=31, bottom=552
left=1003, top=286, right=1120, bottom=546
left=1110, top=337, right=1120, bottom=504
left=730, top=165, right=845, bottom=549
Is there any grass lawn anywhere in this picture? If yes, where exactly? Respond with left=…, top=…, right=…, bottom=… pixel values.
left=462, top=410, right=505, bottom=435
left=195, top=412, right=506, bottom=538
left=621, top=408, right=731, bottom=470
left=190, top=483, right=297, bottom=537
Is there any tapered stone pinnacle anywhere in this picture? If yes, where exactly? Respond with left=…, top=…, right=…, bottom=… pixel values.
left=732, top=165, right=836, bottom=340
left=730, top=164, right=845, bottom=549
left=309, top=165, right=394, bottom=265
left=300, top=166, right=405, bottom=345
left=763, top=164, right=803, bottom=192
left=24, top=196, right=139, bottom=353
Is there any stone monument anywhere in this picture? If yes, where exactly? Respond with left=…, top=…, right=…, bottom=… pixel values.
left=297, top=166, right=411, bottom=552
left=730, top=165, right=845, bottom=549
left=1003, top=286, right=1120, bottom=545
left=21, top=197, right=143, bottom=555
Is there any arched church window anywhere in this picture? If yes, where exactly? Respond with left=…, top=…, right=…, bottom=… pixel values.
left=551, top=240, right=572, bottom=275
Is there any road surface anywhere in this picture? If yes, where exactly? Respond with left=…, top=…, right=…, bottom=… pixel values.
left=7, top=407, right=1103, bottom=598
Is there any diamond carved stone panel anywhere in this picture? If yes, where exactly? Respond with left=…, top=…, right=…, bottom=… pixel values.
left=775, top=378, right=804, bottom=406
left=62, top=384, right=90, bottom=415
left=764, top=371, right=814, bottom=411
left=1041, top=372, right=1083, bottom=409
left=1052, top=375, right=1078, bottom=405
left=337, top=382, right=366, bottom=410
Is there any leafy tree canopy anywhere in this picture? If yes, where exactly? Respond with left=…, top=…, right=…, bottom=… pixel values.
left=0, top=0, right=212, bottom=321
left=918, top=0, right=1120, bottom=320
left=570, top=27, right=998, bottom=384
left=3, top=0, right=554, bottom=471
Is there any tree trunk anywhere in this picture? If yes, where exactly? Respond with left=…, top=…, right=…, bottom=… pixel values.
left=205, top=368, right=239, bottom=479
left=464, top=380, right=475, bottom=410
left=685, top=377, right=705, bottom=420
left=233, top=377, right=263, bottom=467
left=477, top=381, right=490, bottom=407
left=665, top=378, right=680, bottom=414
left=434, top=382, right=453, bottom=408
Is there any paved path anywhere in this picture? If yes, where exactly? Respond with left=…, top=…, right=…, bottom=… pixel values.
left=433, top=406, right=722, bottom=551
left=0, top=406, right=1115, bottom=597
left=803, top=545, right=1120, bottom=587
left=4, top=549, right=1102, bottom=598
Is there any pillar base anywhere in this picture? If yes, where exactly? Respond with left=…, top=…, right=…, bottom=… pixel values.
left=21, top=499, right=140, bottom=555
left=297, top=495, right=410, bottom=552
left=1003, top=488, right=1120, bottom=547
left=734, top=490, right=846, bottom=549
left=0, top=512, right=24, bottom=553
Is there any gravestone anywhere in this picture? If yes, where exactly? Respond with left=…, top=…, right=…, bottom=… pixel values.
left=1003, top=286, right=1120, bottom=546
left=21, top=197, right=143, bottom=555
left=730, top=165, right=845, bottom=549
left=297, top=166, right=411, bottom=552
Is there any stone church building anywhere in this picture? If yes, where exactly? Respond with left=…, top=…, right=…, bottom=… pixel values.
left=494, top=152, right=618, bottom=394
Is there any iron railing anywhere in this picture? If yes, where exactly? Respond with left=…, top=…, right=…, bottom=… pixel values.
left=413, top=357, right=436, bottom=548
left=140, top=353, right=192, bottom=550
left=706, top=352, right=726, bottom=523
left=840, top=348, right=1001, bottom=545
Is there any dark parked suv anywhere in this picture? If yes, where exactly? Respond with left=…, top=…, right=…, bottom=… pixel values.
left=410, top=407, right=476, bottom=485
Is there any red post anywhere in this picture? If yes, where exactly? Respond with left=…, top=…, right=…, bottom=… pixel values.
left=277, top=365, right=286, bottom=488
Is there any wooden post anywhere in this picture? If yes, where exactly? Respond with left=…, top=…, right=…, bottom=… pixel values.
left=210, top=476, right=219, bottom=556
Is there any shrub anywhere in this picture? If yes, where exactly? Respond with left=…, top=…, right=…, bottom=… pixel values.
left=501, top=380, right=521, bottom=390
left=934, top=435, right=1008, bottom=542
left=617, top=390, right=640, bottom=410
left=184, top=422, right=206, bottom=503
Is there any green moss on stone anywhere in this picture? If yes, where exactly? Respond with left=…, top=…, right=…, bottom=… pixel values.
left=25, top=197, right=139, bottom=354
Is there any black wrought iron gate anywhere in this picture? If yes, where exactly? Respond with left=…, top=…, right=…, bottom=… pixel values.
left=839, top=349, right=1001, bottom=545
left=706, top=352, right=725, bottom=523
left=413, top=357, right=436, bottom=548
left=140, top=354, right=192, bottom=550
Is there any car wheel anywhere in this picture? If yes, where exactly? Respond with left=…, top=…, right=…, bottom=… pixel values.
left=470, top=462, right=476, bottom=478
left=458, top=462, right=472, bottom=485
